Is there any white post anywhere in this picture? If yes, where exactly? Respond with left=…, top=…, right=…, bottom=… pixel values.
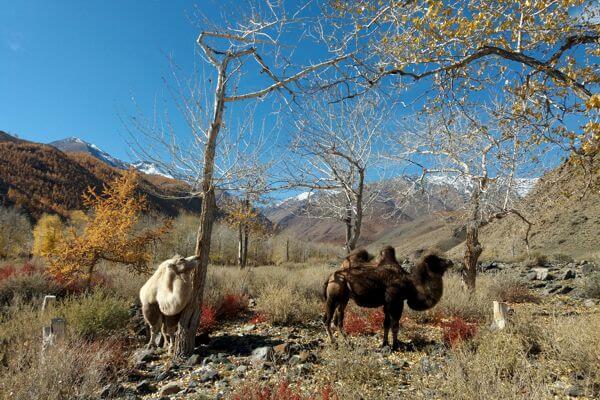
left=42, top=295, right=56, bottom=311
left=491, top=301, right=510, bottom=330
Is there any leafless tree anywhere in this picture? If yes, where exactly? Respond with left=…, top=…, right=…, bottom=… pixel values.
left=127, top=1, right=354, bottom=358
left=387, top=100, right=544, bottom=290
left=284, top=92, right=387, bottom=253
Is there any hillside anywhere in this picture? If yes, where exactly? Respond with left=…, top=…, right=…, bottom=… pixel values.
left=0, top=139, right=199, bottom=219
left=465, top=158, right=600, bottom=262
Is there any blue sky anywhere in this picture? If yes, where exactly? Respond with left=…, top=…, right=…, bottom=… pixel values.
left=0, top=1, right=203, bottom=161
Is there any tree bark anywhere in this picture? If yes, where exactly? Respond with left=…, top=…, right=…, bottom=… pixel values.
left=462, top=184, right=483, bottom=291
left=173, top=61, right=227, bottom=359
left=344, top=204, right=353, bottom=254
left=347, top=170, right=365, bottom=252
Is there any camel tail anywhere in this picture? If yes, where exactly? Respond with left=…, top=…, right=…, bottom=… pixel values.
left=322, top=279, right=329, bottom=300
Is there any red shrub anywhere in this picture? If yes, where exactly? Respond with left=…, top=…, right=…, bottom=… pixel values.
left=344, top=308, right=385, bottom=336
left=230, top=380, right=338, bottom=400
left=198, top=304, right=218, bottom=334
left=441, top=317, right=477, bottom=347
left=21, top=261, right=39, bottom=275
left=0, top=265, right=17, bottom=283
left=250, top=312, right=268, bottom=324
left=216, top=293, right=249, bottom=320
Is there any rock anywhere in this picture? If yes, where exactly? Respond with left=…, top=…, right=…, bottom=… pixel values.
left=273, top=343, right=290, bottom=357
left=186, top=354, right=202, bottom=366
left=566, top=384, right=584, bottom=397
left=100, top=383, right=124, bottom=398
left=242, top=324, right=256, bottom=332
left=581, top=264, right=595, bottom=276
left=526, top=271, right=537, bottom=281
left=532, top=268, right=553, bottom=281
left=236, top=365, right=248, bottom=375
left=562, top=269, right=576, bottom=280
left=153, top=369, right=172, bottom=382
left=288, top=354, right=302, bottom=366
left=583, top=299, right=596, bottom=307
left=559, top=286, right=574, bottom=294
left=159, top=382, right=182, bottom=396
left=251, top=346, right=274, bottom=363
left=135, top=380, right=155, bottom=395
left=199, top=367, right=219, bottom=383
left=132, top=349, right=156, bottom=364
left=127, top=370, right=146, bottom=382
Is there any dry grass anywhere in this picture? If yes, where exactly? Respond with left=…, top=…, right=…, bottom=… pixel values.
left=0, top=337, right=116, bottom=400
left=415, top=312, right=600, bottom=399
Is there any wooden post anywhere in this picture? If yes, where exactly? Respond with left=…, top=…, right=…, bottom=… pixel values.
left=491, top=301, right=510, bottom=330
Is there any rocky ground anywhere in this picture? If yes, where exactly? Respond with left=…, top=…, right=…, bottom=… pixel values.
left=104, top=260, right=599, bottom=400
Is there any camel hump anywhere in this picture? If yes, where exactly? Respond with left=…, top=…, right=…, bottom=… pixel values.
left=341, top=248, right=374, bottom=268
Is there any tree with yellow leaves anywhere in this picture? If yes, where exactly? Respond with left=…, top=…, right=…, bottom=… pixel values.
left=32, top=214, right=64, bottom=257
left=47, top=170, right=171, bottom=286
left=223, top=197, right=268, bottom=268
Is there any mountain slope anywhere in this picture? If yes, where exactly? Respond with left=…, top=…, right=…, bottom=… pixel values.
left=466, top=158, right=600, bottom=261
left=0, top=139, right=199, bottom=219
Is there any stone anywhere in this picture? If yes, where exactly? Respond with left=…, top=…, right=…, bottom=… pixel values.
left=581, top=264, right=595, bottom=276
left=242, top=324, right=256, bottom=332
left=288, top=355, right=302, bottom=366
left=135, top=380, right=155, bottom=395
left=562, top=269, right=576, bottom=280
left=199, top=367, right=219, bottom=383
left=525, top=271, right=537, bottom=281
left=273, top=343, right=290, bottom=356
left=132, top=349, right=156, bottom=364
left=186, top=354, right=202, bottom=366
left=250, top=346, right=274, bottom=363
left=159, top=382, right=182, bottom=396
left=236, top=365, right=248, bottom=375
left=532, top=268, right=553, bottom=281
left=566, top=384, right=584, bottom=397
left=559, top=286, right=573, bottom=294
left=583, top=299, right=596, bottom=307
left=153, top=369, right=172, bottom=382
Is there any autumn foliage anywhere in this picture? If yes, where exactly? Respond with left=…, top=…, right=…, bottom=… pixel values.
left=343, top=307, right=385, bottom=336
left=441, top=317, right=478, bottom=348
left=230, top=380, right=339, bottom=400
left=46, top=170, right=170, bottom=283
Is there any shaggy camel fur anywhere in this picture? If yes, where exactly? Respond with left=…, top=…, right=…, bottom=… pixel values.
left=341, top=246, right=402, bottom=269
left=323, top=250, right=451, bottom=350
left=139, top=254, right=199, bottom=351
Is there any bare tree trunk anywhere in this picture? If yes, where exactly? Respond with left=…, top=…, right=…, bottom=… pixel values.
left=463, top=185, right=483, bottom=291
left=242, top=226, right=249, bottom=268
left=344, top=205, right=353, bottom=254
left=347, top=170, right=365, bottom=252
left=237, top=223, right=244, bottom=268
left=285, top=238, right=290, bottom=262
left=173, top=62, right=227, bottom=359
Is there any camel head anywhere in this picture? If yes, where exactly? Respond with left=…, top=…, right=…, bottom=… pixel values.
left=420, top=252, right=453, bottom=277
left=167, top=254, right=200, bottom=274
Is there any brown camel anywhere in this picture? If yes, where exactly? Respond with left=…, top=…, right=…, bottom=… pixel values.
left=340, top=246, right=401, bottom=269
left=323, top=250, right=451, bottom=350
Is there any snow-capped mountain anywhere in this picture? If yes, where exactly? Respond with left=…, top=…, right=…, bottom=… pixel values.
left=49, top=137, right=173, bottom=178
left=49, top=137, right=129, bottom=169
left=276, top=191, right=313, bottom=206
left=130, top=161, right=173, bottom=179
left=424, top=174, right=537, bottom=198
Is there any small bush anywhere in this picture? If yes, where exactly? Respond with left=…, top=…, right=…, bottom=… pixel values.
left=255, top=283, right=321, bottom=325
left=441, top=317, right=477, bottom=348
left=583, top=272, right=600, bottom=299
left=250, top=312, right=268, bottom=324
left=216, top=293, right=249, bottom=320
left=0, top=265, right=17, bottom=283
left=229, top=379, right=339, bottom=400
left=59, top=290, right=129, bottom=340
left=0, top=272, right=61, bottom=306
left=488, top=273, right=540, bottom=304
left=343, top=307, right=384, bottom=336
left=198, top=304, right=218, bottom=334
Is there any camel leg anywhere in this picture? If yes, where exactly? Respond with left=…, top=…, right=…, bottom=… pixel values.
left=381, top=305, right=391, bottom=348
left=390, top=303, right=404, bottom=351
left=142, top=303, right=162, bottom=349
left=335, top=301, right=350, bottom=345
left=162, top=314, right=180, bottom=354
left=323, top=297, right=337, bottom=345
